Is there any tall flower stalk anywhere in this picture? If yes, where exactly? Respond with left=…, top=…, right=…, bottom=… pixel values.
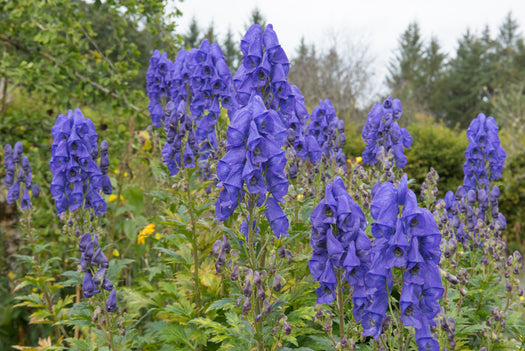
left=49, top=108, right=121, bottom=348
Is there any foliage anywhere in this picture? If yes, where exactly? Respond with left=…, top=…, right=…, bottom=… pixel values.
left=1, top=5, right=525, bottom=351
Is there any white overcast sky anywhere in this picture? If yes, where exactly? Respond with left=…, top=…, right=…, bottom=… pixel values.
left=174, top=0, right=525, bottom=101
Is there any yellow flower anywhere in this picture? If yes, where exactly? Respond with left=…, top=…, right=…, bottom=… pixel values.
left=32, top=287, right=37, bottom=293
left=155, top=233, right=161, bottom=240
left=297, top=194, right=304, bottom=201
left=108, top=194, right=124, bottom=202
left=138, top=224, right=155, bottom=245
left=64, top=259, right=69, bottom=264
left=8, top=272, right=14, bottom=280
left=356, top=156, right=362, bottom=163
left=112, top=249, right=120, bottom=257
left=520, top=296, right=525, bottom=302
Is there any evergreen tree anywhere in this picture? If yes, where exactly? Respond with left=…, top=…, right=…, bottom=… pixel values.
left=203, top=22, right=217, bottom=44
left=223, top=27, right=240, bottom=72
left=185, top=17, right=201, bottom=48
left=245, top=7, right=267, bottom=29
left=442, top=30, right=492, bottom=127
left=422, top=37, right=447, bottom=115
left=386, top=22, right=424, bottom=96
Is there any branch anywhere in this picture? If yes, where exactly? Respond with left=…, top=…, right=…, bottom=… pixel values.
left=0, top=33, right=147, bottom=117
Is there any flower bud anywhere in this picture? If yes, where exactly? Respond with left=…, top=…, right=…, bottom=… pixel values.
left=273, top=274, right=282, bottom=292
left=242, top=297, right=251, bottom=315
left=257, top=285, right=265, bottom=301
left=212, top=240, right=222, bottom=258
left=243, top=279, right=252, bottom=297
left=231, top=265, right=239, bottom=281
left=222, top=234, right=231, bottom=253
left=263, top=299, right=271, bottom=315
left=253, top=271, right=262, bottom=287
left=283, top=321, right=292, bottom=335
left=506, top=280, right=512, bottom=292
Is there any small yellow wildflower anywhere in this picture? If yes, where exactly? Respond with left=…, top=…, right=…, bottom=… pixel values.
left=64, top=259, right=69, bottom=264
left=8, top=272, right=14, bottom=280
left=520, top=296, right=525, bottom=302
left=32, top=287, right=37, bottom=293
left=112, top=249, right=120, bottom=257
left=356, top=156, right=362, bottom=163
left=138, top=224, right=156, bottom=245
left=124, top=172, right=129, bottom=177
left=155, top=233, right=161, bottom=240
left=108, top=194, right=124, bottom=202
left=297, top=194, right=304, bottom=201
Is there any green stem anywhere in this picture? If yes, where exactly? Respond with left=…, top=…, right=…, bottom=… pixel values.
left=246, top=195, right=263, bottom=351
left=336, top=269, right=345, bottom=346
left=184, top=167, right=201, bottom=317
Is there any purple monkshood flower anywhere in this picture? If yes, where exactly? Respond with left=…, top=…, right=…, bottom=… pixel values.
left=153, top=40, right=235, bottom=177
left=3, top=142, right=39, bottom=209
left=79, top=232, right=116, bottom=312
left=362, top=96, right=412, bottom=169
left=215, top=94, right=289, bottom=238
left=49, top=108, right=112, bottom=216
left=106, top=289, right=117, bottom=312
left=462, top=113, right=506, bottom=191
left=308, top=176, right=369, bottom=306
left=363, top=174, right=443, bottom=346
left=305, top=99, right=347, bottom=170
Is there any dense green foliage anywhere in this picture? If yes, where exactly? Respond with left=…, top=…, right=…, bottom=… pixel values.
left=1, top=1, right=525, bottom=350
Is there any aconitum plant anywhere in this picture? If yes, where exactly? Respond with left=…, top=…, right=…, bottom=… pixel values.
left=362, top=96, right=412, bottom=169
left=215, top=94, right=288, bottom=237
left=306, top=99, right=347, bottom=170
left=49, top=108, right=111, bottom=216
left=463, top=113, right=506, bottom=190
left=78, top=232, right=116, bottom=311
left=308, top=176, right=369, bottom=305
left=4, top=142, right=39, bottom=209
left=149, top=40, right=236, bottom=176
left=364, top=174, right=443, bottom=349
left=234, top=24, right=309, bottom=139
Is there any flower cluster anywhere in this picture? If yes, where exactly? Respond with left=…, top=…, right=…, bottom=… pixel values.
left=78, top=232, right=117, bottom=312
left=215, top=95, right=289, bottom=238
left=153, top=40, right=235, bottom=176
left=234, top=24, right=290, bottom=108
left=308, top=176, right=370, bottom=305
left=305, top=99, right=347, bottom=170
left=137, top=223, right=156, bottom=245
left=439, top=184, right=506, bottom=246
left=234, top=24, right=312, bottom=160
left=463, top=113, right=506, bottom=190
left=146, top=50, right=172, bottom=127
left=49, top=108, right=112, bottom=215
left=364, top=175, right=443, bottom=349
left=4, top=142, right=39, bottom=209
left=361, top=96, right=412, bottom=169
